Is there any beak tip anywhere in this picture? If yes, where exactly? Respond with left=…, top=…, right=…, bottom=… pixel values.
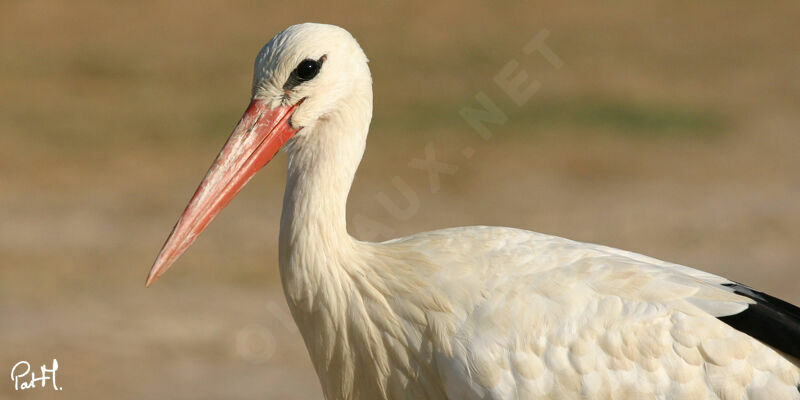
left=145, top=257, right=167, bottom=288
left=145, top=270, right=158, bottom=288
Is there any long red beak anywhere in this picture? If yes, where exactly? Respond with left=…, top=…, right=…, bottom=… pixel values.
left=145, top=99, right=301, bottom=287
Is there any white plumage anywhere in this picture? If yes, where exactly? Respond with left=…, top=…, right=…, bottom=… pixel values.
left=147, top=23, right=800, bottom=399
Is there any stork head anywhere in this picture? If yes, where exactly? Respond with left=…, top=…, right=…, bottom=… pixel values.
left=252, top=23, right=371, bottom=130
left=145, top=23, right=370, bottom=287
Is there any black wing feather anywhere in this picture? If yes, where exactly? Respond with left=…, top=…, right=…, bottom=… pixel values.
left=717, top=282, right=800, bottom=360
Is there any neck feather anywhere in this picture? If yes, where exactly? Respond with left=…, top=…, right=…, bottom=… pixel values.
left=275, top=88, right=450, bottom=398
left=278, top=87, right=372, bottom=308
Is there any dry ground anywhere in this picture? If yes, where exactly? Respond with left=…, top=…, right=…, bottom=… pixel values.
left=1, top=1, right=799, bottom=399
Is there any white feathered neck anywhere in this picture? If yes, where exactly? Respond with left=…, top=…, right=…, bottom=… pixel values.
left=276, top=68, right=414, bottom=398
left=278, top=68, right=372, bottom=305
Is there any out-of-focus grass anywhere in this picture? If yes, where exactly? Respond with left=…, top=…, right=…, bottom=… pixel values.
left=1, top=0, right=800, bottom=399
left=528, top=98, right=726, bottom=138
left=376, top=96, right=726, bottom=139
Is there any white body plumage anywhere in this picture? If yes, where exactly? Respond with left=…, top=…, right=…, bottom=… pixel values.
left=286, top=225, right=799, bottom=399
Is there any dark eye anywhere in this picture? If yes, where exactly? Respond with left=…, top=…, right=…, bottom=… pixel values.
left=295, top=59, right=320, bottom=81
left=282, top=55, right=326, bottom=92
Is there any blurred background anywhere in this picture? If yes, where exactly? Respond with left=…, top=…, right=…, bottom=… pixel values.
left=2, top=0, right=799, bottom=399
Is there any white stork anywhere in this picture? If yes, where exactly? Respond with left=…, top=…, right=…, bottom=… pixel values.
left=146, top=23, right=800, bottom=399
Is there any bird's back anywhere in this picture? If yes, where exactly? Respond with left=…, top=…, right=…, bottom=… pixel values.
left=370, top=226, right=800, bottom=399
